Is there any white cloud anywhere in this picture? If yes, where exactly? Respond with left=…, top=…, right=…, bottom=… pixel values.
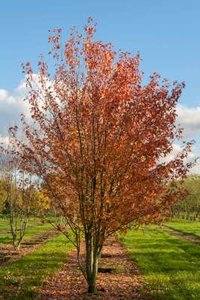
left=175, top=104, right=200, bottom=173
left=0, top=79, right=30, bottom=136
left=0, top=89, right=9, bottom=101
left=160, top=142, right=199, bottom=174
left=177, top=105, right=200, bottom=138
left=0, top=74, right=58, bottom=139
left=0, top=135, right=9, bottom=146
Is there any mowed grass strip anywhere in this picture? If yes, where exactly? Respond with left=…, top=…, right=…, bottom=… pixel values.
left=165, top=220, right=200, bottom=239
left=120, top=226, right=200, bottom=300
left=0, top=233, right=73, bottom=300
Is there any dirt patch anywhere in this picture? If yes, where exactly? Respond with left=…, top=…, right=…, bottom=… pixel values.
left=98, top=267, right=115, bottom=273
left=163, top=226, right=200, bottom=245
left=40, top=236, right=152, bottom=300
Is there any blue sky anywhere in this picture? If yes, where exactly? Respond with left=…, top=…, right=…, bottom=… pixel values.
left=0, top=0, right=200, bottom=106
left=0, top=0, right=200, bottom=171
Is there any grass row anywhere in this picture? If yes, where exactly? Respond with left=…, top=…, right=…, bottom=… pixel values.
left=165, top=220, right=200, bottom=239
left=120, top=226, right=200, bottom=300
left=1, top=217, right=200, bottom=300
left=0, top=233, right=73, bottom=300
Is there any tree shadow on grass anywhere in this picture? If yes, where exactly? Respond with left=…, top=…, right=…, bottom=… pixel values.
left=0, top=250, right=67, bottom=300
left=121, top=230, right=200, bottom=300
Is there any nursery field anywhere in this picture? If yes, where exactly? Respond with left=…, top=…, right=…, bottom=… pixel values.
left=121, top=221, right=200, bottom=300
left=0, top=218, right=200, bottom=299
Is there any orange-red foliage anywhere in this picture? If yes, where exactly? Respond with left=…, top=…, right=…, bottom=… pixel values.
left=11, top=19, right=192, bottom=284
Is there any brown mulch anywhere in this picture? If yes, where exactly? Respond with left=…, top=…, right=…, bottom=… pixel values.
left=163, top=226, right=200, bottom=245
left=0, top=230, right=57, bottom=265
left=40, top=237, right=152, bottom=300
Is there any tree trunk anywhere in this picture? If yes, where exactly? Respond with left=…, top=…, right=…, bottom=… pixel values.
left=85, top=235, right=98, bottom=294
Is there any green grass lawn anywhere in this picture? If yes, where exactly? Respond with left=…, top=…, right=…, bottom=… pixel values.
left=0, top=233, right=73, bottom=300
left=120, top=226, right=200, bottom=300
left=0, top=217, right=10, bottom=231
left=0, top=217, right=53, bottom=247
left=165, top=220, right=200, bottom=239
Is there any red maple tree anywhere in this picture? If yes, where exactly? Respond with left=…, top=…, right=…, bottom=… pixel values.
left=11, top=19, right=192, bottom=293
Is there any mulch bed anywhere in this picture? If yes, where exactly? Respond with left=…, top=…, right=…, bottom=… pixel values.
left=40, top=236, right=152, bottom=300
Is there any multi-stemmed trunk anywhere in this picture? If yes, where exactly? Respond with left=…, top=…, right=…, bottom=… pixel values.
left=85, top=234, right=100, bottom=293
left=10, top=213, right=29, bottom=251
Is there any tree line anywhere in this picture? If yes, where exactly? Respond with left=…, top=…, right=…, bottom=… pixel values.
left=171, top=175, right=200, bottom=221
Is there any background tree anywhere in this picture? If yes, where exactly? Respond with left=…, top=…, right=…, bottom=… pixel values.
left=10, top=19, right=192, bottom=292
left=171, top=175, right=200, bottom=220
left=0, top=179, right=7, bottom=213
left=0, top=133, right=37, bottom=250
